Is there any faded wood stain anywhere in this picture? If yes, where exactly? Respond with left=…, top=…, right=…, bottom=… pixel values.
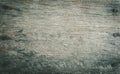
left=0, top=0, right=120, bottom=74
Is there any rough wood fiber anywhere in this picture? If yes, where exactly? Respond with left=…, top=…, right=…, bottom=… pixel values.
left=0, top=0, right=120, bottom=74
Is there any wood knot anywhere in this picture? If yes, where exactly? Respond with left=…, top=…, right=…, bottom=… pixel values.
left=107, top=1, right=120, bottom=16
left=0, top=35, right=12, bottom=41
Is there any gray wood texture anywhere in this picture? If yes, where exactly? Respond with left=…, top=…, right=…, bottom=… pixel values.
left=0, top=0, right=120, bottom=74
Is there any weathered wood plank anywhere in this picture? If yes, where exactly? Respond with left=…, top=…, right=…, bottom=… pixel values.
left=0, top=0, right=120, bottom=74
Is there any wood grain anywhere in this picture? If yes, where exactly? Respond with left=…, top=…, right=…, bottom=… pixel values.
left=0, top=0, right=120, bottom=74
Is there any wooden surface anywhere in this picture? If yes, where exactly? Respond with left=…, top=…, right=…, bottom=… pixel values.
left=0, top=0, right=120, bottom=74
